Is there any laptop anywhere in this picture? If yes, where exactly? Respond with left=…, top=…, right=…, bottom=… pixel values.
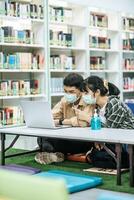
left=20, top=100, right=71, bottom=129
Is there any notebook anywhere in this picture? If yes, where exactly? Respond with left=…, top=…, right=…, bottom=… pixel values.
left=20, top=100, right=71, bottom=129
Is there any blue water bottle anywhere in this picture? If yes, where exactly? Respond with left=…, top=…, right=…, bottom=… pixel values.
left=91, top=109, right=101, bottom=130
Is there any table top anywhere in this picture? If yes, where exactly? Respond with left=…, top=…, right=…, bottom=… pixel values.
left=0, top=126, right=134, bottom=145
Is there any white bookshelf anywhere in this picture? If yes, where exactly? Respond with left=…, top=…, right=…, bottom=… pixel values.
left=0, top=0, right=47, bottom=149
left=121, top=13, right=134, bottom=101
left=48, top=0, right=88, bottom=105
left=48, top=1, right=134, bottom=105
left=88, top=7, right=122, bottom=95
left=1, top=0, right=134, bottom=149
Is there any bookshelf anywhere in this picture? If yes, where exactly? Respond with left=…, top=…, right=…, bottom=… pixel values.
left=0, top=0, right=47, bottom=149
left=121, top=13, right=134, bottom=102
left=88, top=7, right=121, bottom=95
left=48, top=1, right=134, bottom=106
left=48, top=0, right=88, bottom=106
left=1, top=0, right=134, bottom=149
left=0, top=0, right=46, bottom=128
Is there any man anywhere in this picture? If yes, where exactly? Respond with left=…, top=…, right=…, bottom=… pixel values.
left=35, top=73, right=94, bottom=164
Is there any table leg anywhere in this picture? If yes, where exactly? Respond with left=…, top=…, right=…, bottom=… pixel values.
left=128, top=145, right=134, bottom=187
left=115, top=143, right=122, bottom=185
left=0, top=133, right=6, bottom=165
left=40, top=137, right=43, bottom=152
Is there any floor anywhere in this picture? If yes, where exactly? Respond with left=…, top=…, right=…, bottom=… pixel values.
left=70, top=188, right=134, bottom=200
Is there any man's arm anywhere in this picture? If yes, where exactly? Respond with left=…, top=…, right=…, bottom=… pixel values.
left=52, top=100, right=64, bottom=121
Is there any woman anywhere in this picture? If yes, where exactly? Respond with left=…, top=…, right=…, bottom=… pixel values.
left=76, top=76, right=134, bottom=168
left=80, top=76, right=134, bottom=129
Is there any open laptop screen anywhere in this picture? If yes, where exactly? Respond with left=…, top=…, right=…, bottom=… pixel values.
left=20, top=101, right=56, bottom=129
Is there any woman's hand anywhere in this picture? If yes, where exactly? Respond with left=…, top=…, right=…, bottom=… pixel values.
left=94, top=142, right=104, bottom=151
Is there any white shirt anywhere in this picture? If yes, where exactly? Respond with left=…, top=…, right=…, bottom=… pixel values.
left=99, top=104, right=107, bottom=124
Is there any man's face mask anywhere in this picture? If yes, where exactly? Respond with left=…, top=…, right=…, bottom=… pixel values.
left=64, top=93, right=78, bottom=103
left=82, top=94, right=96, bottom=105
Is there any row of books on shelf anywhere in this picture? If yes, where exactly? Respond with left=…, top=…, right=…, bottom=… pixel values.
left=89, top=35, right=111, bottom=49
left=0, top=26, right=34, bottom=44
left=50, top=30, right=72, bottom=47
left=123, top=58, right=134, bottom=70
left=0, top=106, right=24, bottom=127
left=0, top=79, right=39, bottom=96
left=50, top=55, right=75, bottom=70
left=123, top=39, right=134, bottom=50
left=0, top=1, right=44, bottom=19
left=49, top=6, right=72, bottom=23
left=90, top=12, right=108, bottom=28
left=0, top=52, right=44, bottom=70
left=51, top=78, right=64, bottom=93
left=123, top=77, right=134, bottom=90
left=90, top=56, right=105, bottom=70
left=122, top=17, right=134, bottom=31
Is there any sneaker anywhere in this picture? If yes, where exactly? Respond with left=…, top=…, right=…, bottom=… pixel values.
left=35, top=152, right=64, bottom=164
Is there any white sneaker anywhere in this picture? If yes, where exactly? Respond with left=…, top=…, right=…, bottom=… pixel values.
left=35, top=152, right=64, bottom=164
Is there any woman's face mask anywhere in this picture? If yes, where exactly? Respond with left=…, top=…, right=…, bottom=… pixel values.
left=64, top=93, right=78, bottom=103
left=82, top=94, right=96, bottom=105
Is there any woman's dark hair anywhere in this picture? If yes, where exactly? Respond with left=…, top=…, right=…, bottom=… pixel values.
left=81, top=76, right=108, bottom=96
left=108, top=82, right=120, bottom=96
left=63, top=73, right=83, bottom=90
left=81, top=76, right=120, bottom=96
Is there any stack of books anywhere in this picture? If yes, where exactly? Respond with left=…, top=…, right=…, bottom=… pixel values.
left=0, top=106, right=24, bottom=127
left=0, top=26, right=34, bottom=44
left=50, top=30, right=72, bottom=47
left=0, top=52, right=44, bottom=70
left=50, top=54, right=75, bottom=70
left=89, top=35, right=111, bottom=49
left=0, top=79, right=40, bottom=96
left=123, top=58, right=134, bottom=70
left=0, top=1, right=44, bottom=19
left=50, top=6, right=72, bottom=23
left=90, top=56, right=105, bottom=70
left=51, top=78, right=64, bottom=93
left=122, top=32, right=134, bottom=50
left=90, top=12, right=108, bottom=28
left=123, top=17, right=134, bottom=31
left=123, top=77, right=134, bottom=90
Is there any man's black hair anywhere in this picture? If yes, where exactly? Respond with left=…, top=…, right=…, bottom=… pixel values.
left=63, top=73, right=83, bottom=90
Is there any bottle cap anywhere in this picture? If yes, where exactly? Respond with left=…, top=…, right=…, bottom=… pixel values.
left=94, top=109, right=98, bottom=117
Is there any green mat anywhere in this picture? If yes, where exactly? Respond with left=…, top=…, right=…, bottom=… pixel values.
left=4, top=149, right=134, bottom=194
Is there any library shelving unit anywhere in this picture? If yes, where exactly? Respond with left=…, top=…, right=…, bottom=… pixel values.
left=0, top=0, right=47, bottom=149
left=88, top=7, right=121, bottom=92
left=121, top=13, right=134, bottom=102
left=1, top=0, right=134, bottom=149
left=48, top=0, right=88, bottom=106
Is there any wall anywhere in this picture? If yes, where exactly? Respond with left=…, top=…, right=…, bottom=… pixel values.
left=61, top=0, right=134, bottom=13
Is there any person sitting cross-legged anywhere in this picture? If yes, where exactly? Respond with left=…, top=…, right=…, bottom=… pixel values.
left=35, top=73, right=94, bottom=164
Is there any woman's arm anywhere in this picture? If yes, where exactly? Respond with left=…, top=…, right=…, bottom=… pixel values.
left=104, top=99, right=126, bottom=128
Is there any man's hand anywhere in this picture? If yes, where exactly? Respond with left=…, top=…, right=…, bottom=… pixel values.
left=54, top=119, right=60, bottom=126
left=73, top=108, right=90, bottom=122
